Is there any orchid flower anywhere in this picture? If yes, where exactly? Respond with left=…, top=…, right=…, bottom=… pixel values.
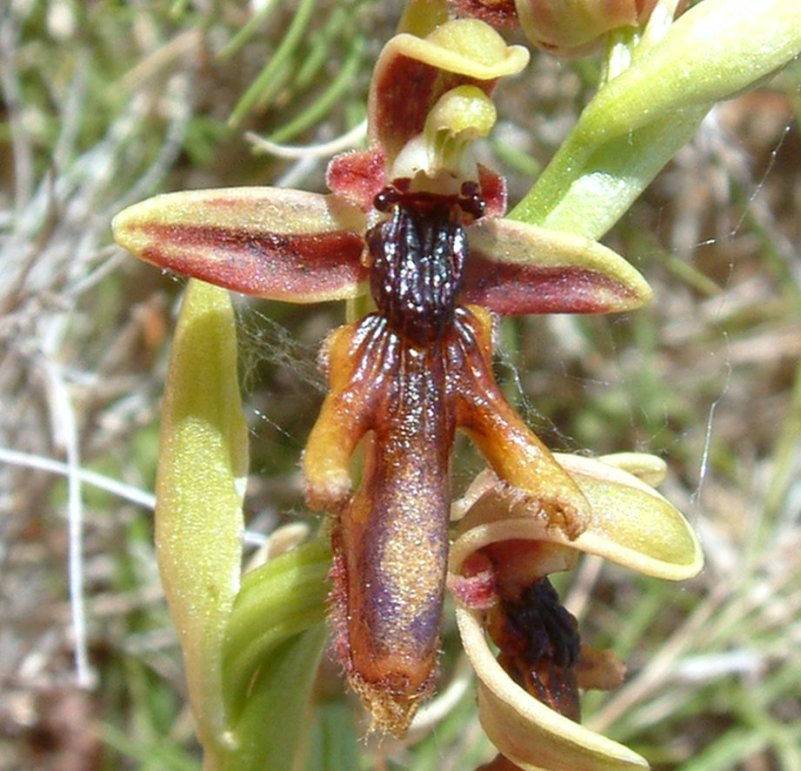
left=113, top=18, right=654, bottom=741
left=450, top=453, right=703, bottom=770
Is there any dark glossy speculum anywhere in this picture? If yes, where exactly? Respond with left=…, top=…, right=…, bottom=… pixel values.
left=367, top=181, right=484, bottom=345
left=490, top=577, right=582, bottom=721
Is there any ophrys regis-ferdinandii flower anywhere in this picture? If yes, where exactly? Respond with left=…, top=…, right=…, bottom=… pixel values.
left=112, top=19, right=652, bottom=737
left=451, top=453, right=703, bottom=770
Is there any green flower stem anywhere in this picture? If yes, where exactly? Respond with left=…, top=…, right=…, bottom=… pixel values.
left=512, top=105, right=707, bottom=239
left=222, top=537, right=332, bottom=720
left=511, top=0, right=801, bottom=237
left=155, top=279, right=249, bottom=764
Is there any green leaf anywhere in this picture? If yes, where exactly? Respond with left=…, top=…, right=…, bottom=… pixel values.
left=223, top=625, right=328, bottom=771
left=306, top=701, right=361, bottom=771
left=222, top=538, right=332, bottom=721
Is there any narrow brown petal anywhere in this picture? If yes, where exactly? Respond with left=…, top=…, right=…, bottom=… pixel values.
left=112, top=188, right=368, bottom=302
left=453, top=308, right=591, bottom=538
left=326, top=148, right=387, bottom=211
left=463, top=218, right=652, bottom=314
left=477, top=163, right=508, bottom=219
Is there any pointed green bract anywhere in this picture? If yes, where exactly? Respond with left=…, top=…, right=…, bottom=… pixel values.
left=219, top=539, right=331, bottom=769
left=155, top=279, right=248, bottom=762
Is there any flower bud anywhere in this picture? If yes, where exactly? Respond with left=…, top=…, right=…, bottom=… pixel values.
left=514, top=0, right=659, bottom=56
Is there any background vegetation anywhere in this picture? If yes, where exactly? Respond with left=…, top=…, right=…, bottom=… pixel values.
left=1, top=1, right=800, bottom=769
